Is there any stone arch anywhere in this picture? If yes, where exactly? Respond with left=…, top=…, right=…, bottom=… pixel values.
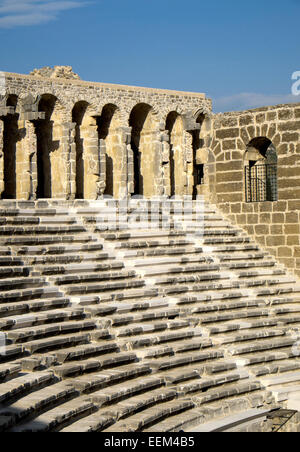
left=34, top=94, right=66, bottom=198
left=192, top=113, right=213, bottom=198
left=166, top=111, right=185, bottom=197
left=96, top=104, right=123, bottom=198
left=1, top=94, right=19, bottom=199
left=129, top=103, right=160, bottom=197
left=244, top=137, right=278, bottom=202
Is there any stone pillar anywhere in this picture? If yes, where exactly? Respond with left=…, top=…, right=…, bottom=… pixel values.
left=184, top=130, right=194, bottom=197
left=0, top=119, right=4, bottom=197
left=152, top=131, right=164, bottom=197
left=98, top=138, right=106, bottom=198
left=65, top=122, right=76, bottom=200
left=125, top=127, right=134, bottom=197
left=117, top=126, right=131, bottom=199
left=15, top=120, right=37, bottom=200
left=161, top=131, right=171, bottom=197
left=82, top=123, right=101, bottom=200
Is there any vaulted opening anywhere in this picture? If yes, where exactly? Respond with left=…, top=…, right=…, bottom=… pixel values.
left=97, top=104, right=120, bottom=197
left=244, top=137, right=278, bottom=202
left=166, top=111, right=184, bottom=197
left=129, top=103, right=154, bottom=196
left=2, top=95, right=19, bottom=199
left=34, top=94, right=58, bottom=199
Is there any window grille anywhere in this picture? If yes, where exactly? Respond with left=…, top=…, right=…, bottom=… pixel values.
left=245, top=164, right=277, bottom=202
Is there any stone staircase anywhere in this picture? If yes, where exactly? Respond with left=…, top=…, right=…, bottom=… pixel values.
left=0, top=199, right=300, bottom=432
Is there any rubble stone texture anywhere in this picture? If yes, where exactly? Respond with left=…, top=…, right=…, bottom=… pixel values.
left=0, top=67, right=300, bottom=432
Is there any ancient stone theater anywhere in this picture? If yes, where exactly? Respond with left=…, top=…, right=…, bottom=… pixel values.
left=1, top=66, right=300, bottom=432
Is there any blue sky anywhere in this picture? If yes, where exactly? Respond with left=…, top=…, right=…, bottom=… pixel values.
left=0, top=0, right=300, bottom=112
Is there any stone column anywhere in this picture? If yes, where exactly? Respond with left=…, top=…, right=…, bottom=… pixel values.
left=97, top=138, right=106, bottom=199
left=65, top=122, right=76, bottom=200
left=81, top=123, right=101, bottom=200
left=0, top=119, right=4, bottom=197
left=118, top=126, right=131, bottom=199
left=161, top=131, right=171, bottom=197
left=15, top=120, right=38, bottom=200
left=153, top=131, right=164, bottom=197
left=184, top=130, right=194, bottom=197
left=126, top=127, right=135, bottom=197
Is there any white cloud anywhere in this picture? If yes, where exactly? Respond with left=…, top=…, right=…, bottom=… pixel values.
left=0, top=0, right=90, bottom=28
left=213, top=92, right=300, bottom=113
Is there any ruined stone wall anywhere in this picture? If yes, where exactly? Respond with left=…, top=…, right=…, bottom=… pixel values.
left=0, top=69, right=211, bottom=201
left=210, top=103, right=300, bottom=277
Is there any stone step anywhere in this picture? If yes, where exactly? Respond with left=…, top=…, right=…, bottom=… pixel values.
left=132, top=255, right=211, bottom=268
left=0, top=307, right=84, bottom=328
left=223, top=261, right=276, bottom=270
left=38, top=261, right=124, bottom=276
left=0, top=208, right=72, bottom=217
left=0, top=371, right=55, bottom=405
left=0, top=266, right=31, bottom=279
left=207, top=318, right=279, bottom=335
left=260, top=371, right=300, bottom=388
left=27, top=252, right=111, bottom=266
left=115, top=238, right=195, bottom=250
left=49, top=341, right=119, bottom=364
left=0, top=225, right=86, bottom=235
left=52, top=270, right=137, bottom=286
left=18, top=242, right=104, bottom=256
left=234, top=347, right=296, bottom=367
left=211, top=329, right=286, bottom=346
left=135, top=339, right=212, bottom=360
left=21, top=332, right=92, bottom=354
left=185, top=408, right=271, bottom=432
left=115, top=319, right=191, bottom=339
left=227, top=337, right=296, bottom=356
left=70, top=287, right=162, bottom=306
left=192, top=379, right=263, bottom=407
left=145, top=350, right=224, bottom=372
left=88, top=375, right=165, bottom=407
left=142, top=264, right=221, bottom=277
left=84, top=297, right=174, bottom=316
left=212, top=244, right=260, bottom=253
left=0, top=363, right=22, bottom=381
left=107, top=307, right=182, bottom=327
left=69, top=363, right=151, bottom=393
left=121, top=245, right=204, bottom=259
left=103, top=399, right=195, bottom=432
left=59, top=411, right=114, bottom=432
left=1, top=235, right=96, bottom=247
left=6, top=320, right=96, bottom=343
left=0, top=277, right=47, bottom=292
left=0, top=257, right=25, bottom=267
left=218, top=253, right=269, bottom=262
left=177, top=370, right=250, bottom=396
left=203, top=237, right=251, bottom=245
left=1, top=381, right=78, bottom=426
left=10, top=396, right=96, bottom=432
left=64, top=278, right=146, bottom=296
left=106, top=387, right=178, bottom=422
left=249, top=360, right=300, bottom=378
left=0, top=344, right=24, bottom=362
left=102, top=230, right=188, bottom=241
left=51, top=352, right=137, bottom=379
left=116, top=327, right=205, bottom=349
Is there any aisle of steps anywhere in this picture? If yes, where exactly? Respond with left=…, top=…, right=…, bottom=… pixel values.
left=0, top=199, right=300, bottom=432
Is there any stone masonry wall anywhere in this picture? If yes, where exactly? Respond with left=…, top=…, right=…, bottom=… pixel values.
left=210, top=103, right=300, bottom=277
